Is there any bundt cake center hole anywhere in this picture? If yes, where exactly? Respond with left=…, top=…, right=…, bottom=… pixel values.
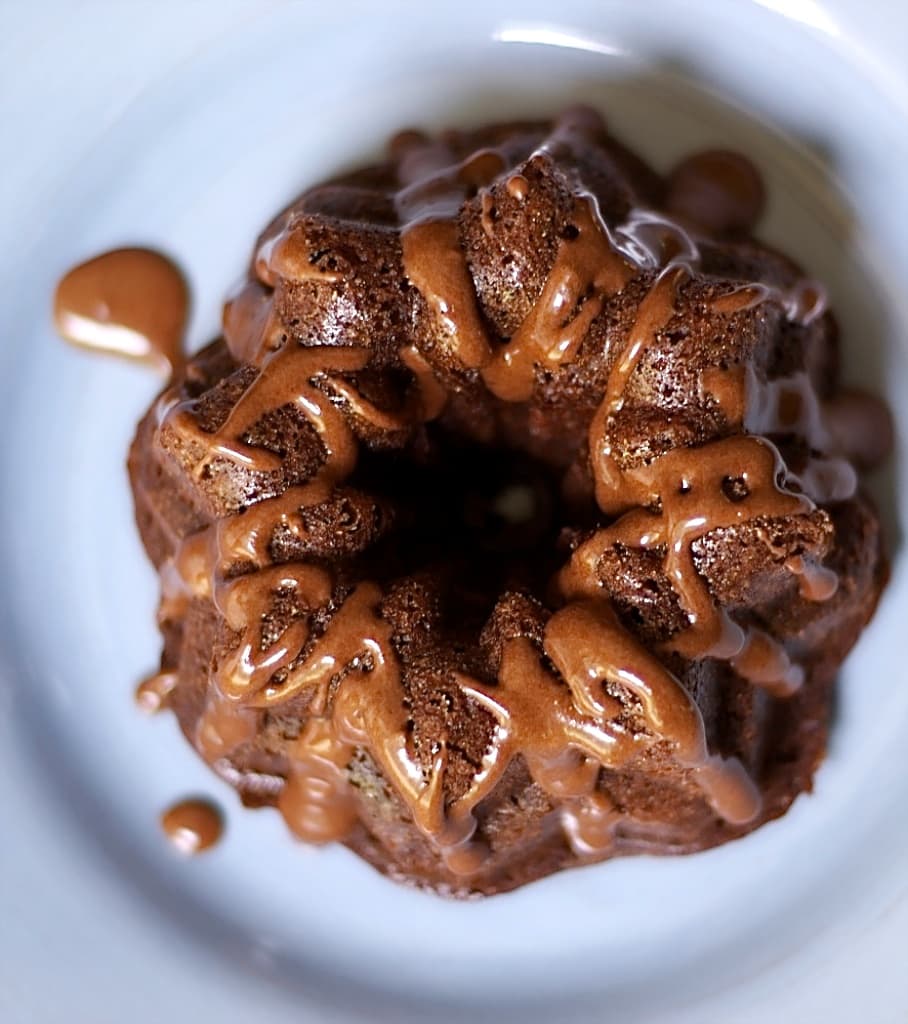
left=491, top=483, right=537, bottom=525
left=434, top=445, right=556, bottom=552
left=358, top=433, right=578, bottom=599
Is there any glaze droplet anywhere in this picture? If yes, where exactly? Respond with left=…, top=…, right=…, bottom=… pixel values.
left=160, top=798, right=224, bottom=855
left=823, top=389, right=895, bottom=469
left=135, top=670, right=178, bottom=714
left=666, top=149, right=765, bottom=235
left=53, top=247, right=188, bottom=375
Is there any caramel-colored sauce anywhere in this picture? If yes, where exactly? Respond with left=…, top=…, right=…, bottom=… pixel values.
left=399, top=343, right=448, bottom=420
left=67, top=107, right=872, bottom=874
left=160, top=798, right=223, bottom=855
left=53, top=248, right=188, bottom=375
left=482, top=199, right=635, bottom=402
left=506, top=173, right=529, bottom=201
left=195, top=696, right=258, bottom=762
left=135, top=670, right=177, bottom=714
left=563, top=435, right=812, bottom=696
left=400, top=219, right=492, bottom=370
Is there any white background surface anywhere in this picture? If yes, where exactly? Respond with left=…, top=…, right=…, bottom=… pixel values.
left=1, top=3, right=907, bottom=1022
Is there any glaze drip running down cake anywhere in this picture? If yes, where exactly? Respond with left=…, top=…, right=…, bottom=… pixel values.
left=120, top=106, right=888, bottom=894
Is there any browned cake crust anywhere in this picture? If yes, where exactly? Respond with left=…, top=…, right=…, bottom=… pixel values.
left=128, top=107, right=887, bottom=896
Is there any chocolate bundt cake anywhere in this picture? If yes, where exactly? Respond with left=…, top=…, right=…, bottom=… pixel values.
left=128, top=106, right=888, bottom=895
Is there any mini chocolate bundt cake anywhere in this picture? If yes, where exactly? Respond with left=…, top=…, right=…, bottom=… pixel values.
left=128, top=106, right=888, bottom=895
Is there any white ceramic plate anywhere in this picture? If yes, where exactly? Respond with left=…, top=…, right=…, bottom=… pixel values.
left=2, top=2, right=907, bottom=1021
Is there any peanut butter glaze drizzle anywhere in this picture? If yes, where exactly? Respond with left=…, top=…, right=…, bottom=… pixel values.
left=161, top=798, right=223, bottom=855
left=135, top=670, right=178, bottom=713
left=54, top=248, right=188, bottom=375
left=139, top=108, right=863, bottom=872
